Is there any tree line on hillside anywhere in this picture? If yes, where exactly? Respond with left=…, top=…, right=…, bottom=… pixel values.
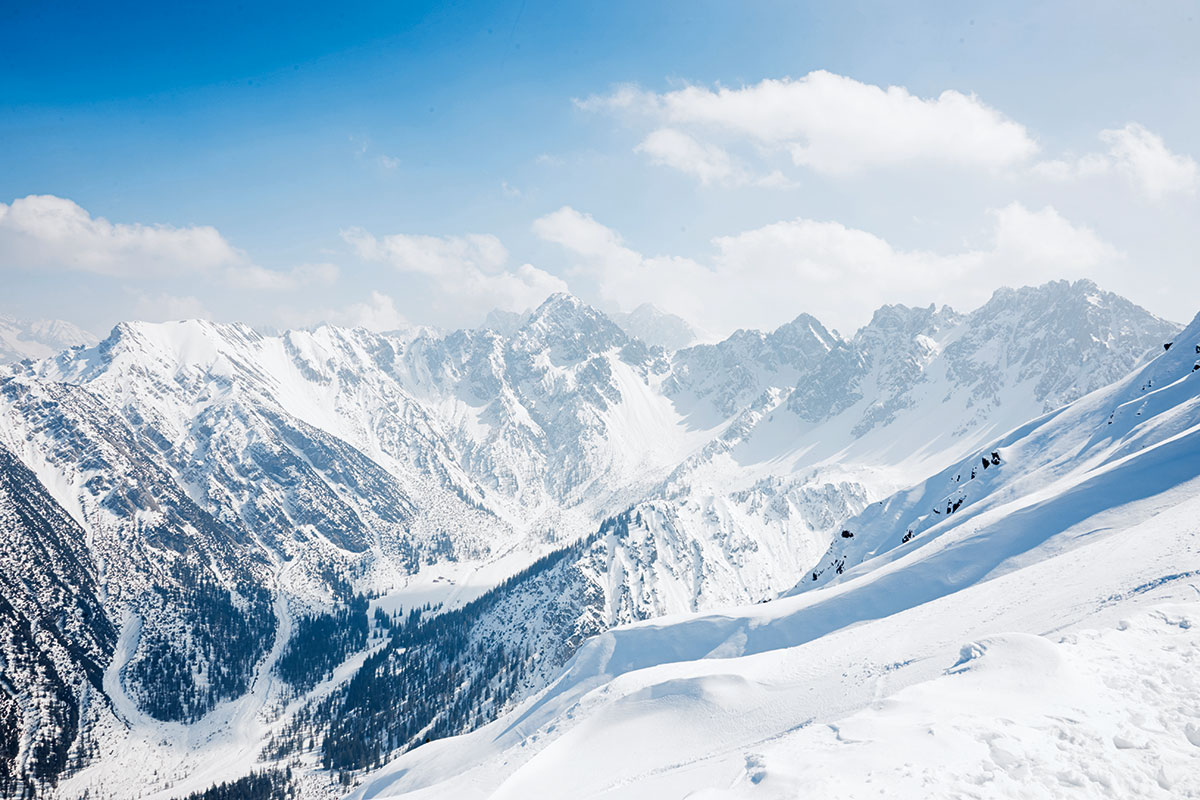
left=126, top=561, right=274, bottom=723
left=275, top=595, right=369, bottom=695
left=262, top=513, right=630, bottom=783
left=172, top=768, right=294, bottom=800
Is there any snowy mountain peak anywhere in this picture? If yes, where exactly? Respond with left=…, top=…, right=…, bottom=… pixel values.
left=381, top=305, right=1200, bottom=798
left=515, top=292, right=631, bottom=363
left=858, top=302, right=959, bottom=341
left=945, top=279, right=1177, bottom=413
left=976, top=278, right=1165, bottom=330
left=772, top=312, right=841, bottom=353
left=72, top=318, right=268, bottom=384
left=532, top=290, right=587, bottom=314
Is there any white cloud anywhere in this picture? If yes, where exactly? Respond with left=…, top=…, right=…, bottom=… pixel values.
left=1032, top=123, right=1197, bottom=201
left=635, top=128, right=739, bottom=184
left=273, top=291, right=411, bottom=333
left=0, top=194, right=243, bottom=277
left=343, top=227, right=568, bottom=324
left=1101, top=123, right=1198, bottom=200
left=990, top=202, right=1119, bottom=268
left=1029, top=153, right=1111, bottom=182
left=343, top=229, right=508, bottom=277
left=332, top=291, right=409, bottom=332
left=0, top=194, right=339, bottom=292
left=534, top=203, right=1118, bottom=335
left=345, top=230, right=513, bottom=280
left=581, top=71, right=1039, bottom=178
left=532, top=206, right=635, bottom=262
left=129, top=291, right=212, bottom=322
left=271, top=291, right=411, bottom=333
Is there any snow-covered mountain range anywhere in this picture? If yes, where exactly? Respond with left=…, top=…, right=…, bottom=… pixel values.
left=0, top=279, right=1187, bottom=799
left=356, top=307, right=1200, bottom=800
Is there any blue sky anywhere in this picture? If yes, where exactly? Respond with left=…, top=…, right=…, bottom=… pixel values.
left=1, top=1, right=1197, bottom=336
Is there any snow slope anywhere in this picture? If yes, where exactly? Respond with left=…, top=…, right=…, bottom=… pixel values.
left=349, top=313, right=1200, bottom=799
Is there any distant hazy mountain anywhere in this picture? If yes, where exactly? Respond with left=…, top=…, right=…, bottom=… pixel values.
left=0, top=280, right=1183, bottom=798
left=609, top=303, right=701, bottom=351
left=0, top=314, right=97, bottom=363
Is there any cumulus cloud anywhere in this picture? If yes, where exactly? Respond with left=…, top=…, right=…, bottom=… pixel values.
left=343, top=227, right=568, bottom=324
left=580, top=71, right=1039, bottom=179
left=329, top=291, right=409, bottom=332
left=0, top=194, right=337, bottom=290
left=584, top=74, right=1197, bottom=203
left=532, top=206, right=632, bottom=261
left=635, top=128, right=740, bottom=185
left=990, top=202, right=1119, bottom=268
left=534, top=203, right=1119, bottom=336
left=343, top=229, right=508, bottom=276
left=0, top=194, right=242, bottom=277
left=1101, top=123, right=1198, bottom=200
left=1033, top=123, right=1197, bottom=200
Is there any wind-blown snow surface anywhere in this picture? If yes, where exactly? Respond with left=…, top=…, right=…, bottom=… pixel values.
left=0, top=280, right=1184, bottom=798
left=349, top=313, right=1200, bottom=800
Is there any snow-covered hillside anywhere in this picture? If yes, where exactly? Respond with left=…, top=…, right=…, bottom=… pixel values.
left=348, top=313, right=1200, bottom=800
left=0, top=279, right=1185, bottom=798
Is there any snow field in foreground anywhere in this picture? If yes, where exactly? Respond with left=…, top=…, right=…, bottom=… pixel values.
left=350, top=463, right=1200, bottom=799
left=696, top=611, right=1200, bottom=800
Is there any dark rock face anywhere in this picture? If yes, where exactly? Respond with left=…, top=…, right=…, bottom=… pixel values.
left=0, top=443, right=114, bottom=796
